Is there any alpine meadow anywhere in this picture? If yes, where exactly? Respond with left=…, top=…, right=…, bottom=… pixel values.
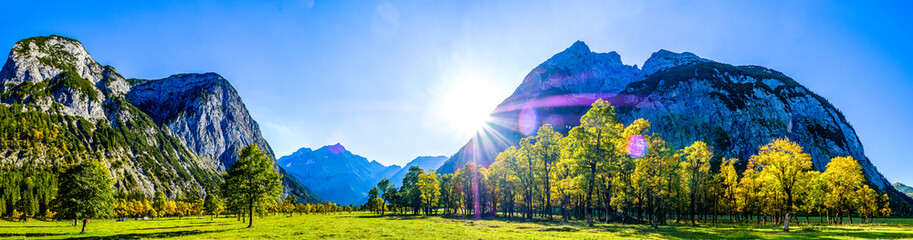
left=1, top=1, right=913, bottom=239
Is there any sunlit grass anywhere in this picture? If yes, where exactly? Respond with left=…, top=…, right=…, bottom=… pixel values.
left=1, top=213, right=911, bottom=239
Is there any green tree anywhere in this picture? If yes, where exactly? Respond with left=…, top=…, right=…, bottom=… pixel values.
left=376, top=178, right=390, bottom=215
left=280, top=195, right=297, bottom=217
left=152, top=190, right=166, bottom=217
left=222, top=144, right=283, bottom=228
left=533, top=124, right=562, bottom=221
left=679, top=141, right=712, bottom=224
left=53, top=158, right=116, bottom=233
left=566, top=99, right=622, bottom=226
left=203, top=193, right=225, bottom=220
left=402, top=166, right=425, bottom=214
left=15, top=176, right=38, bottom=221
left=752, top=138, right=812, bottom=231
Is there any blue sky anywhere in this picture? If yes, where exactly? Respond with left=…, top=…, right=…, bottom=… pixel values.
left=1, top=1, right=911, bottom=184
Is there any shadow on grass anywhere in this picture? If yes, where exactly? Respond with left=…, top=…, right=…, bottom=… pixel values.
left=67, top=229, right=230, bottom=240
left=338, top=214, right=432, bottom=220
left=593, top=223, right=913, bottom=240
left=0, top=232, right=69, bottom=238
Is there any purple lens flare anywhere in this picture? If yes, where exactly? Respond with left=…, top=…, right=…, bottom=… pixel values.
left=627, top=135, right=647, bottom=158
left=518, top=106, right=538, bottom=136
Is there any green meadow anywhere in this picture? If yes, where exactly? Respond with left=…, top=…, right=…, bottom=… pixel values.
left=2, top=213, right=912, bottom=239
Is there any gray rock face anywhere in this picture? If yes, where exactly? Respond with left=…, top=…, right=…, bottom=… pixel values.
left=441, top=41, right=896, bottom=195
left=0, top=36, right=133, bottom=120
left=127, top=73, right=273, bottom=168
left=125, top=72, right=320, bottom=202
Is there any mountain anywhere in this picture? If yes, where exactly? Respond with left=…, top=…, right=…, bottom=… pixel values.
left=278, top=143, right=398, bottom=205
left=278, top=143, right=447, bottom=205
left=0, top=35, right=319, bottom=202
left=439, top=41, right=911, bottom=205
left=895, top=183, right=913, bottom=198
left=388, top=156, right=448, bottom=188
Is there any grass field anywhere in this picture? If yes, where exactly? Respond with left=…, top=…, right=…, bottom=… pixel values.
left=2, top=213, right=912, bottom=239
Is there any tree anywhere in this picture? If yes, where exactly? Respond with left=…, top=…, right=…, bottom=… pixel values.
left=368, top=187, right=380, bottom=214
left=280, top=195, right=297, bottom=217
left=516, top=136, right=537, bottom=219
left=719, top=158, right=739, bottom=222
left=679, top=141, right=712, bottom=224
left=15, top=176, right=38, bottom=221
left=222, top=144, right=283, bottom=227
left=566, top=99, right=622, bottom=226
left=821, top=156, right=864, bottom=224
left=880, top=194, right=892, bottom=223
left=855, top=185, right=878, bottom=223
left=203, top=193, right=225, bottom=220
left=402, top=166, right=425, bottom=215
left=153, top=190, right=166, bottom=217
left=53, top=158, right=116, bottom=233
left=533, top=124, right=563, bottom=221
left=751, top=138, right=812, bottom=232
left=632, top=136, right=678, bottom=228
left=376, top=178, right=390, bottom=215
left=417, top=170, right=441, bottom=215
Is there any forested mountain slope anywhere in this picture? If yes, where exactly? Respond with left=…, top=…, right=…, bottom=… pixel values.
left=0, top=35, right=319, bottom=202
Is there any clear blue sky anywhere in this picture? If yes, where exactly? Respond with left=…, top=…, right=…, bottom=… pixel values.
left=1, top=1, right=911, bottom=184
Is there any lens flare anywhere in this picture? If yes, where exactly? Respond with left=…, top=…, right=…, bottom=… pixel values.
left=518, top=106, right=538, bottom=136
left=627, top=135, right=647, bottom=158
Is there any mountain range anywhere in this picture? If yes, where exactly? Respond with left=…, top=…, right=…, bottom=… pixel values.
left=0, top=35, right=319, bottom=202
left=278, top=143, right=447, bottom=205
left=439, top=41, right=913, bottom=206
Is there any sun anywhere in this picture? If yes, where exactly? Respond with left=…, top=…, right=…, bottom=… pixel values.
left=432, top=70, right=501, bottom=140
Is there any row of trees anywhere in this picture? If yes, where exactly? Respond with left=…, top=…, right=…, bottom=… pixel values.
left=364, top=166, right=442, bottom=216
left=0, top=144, right=353, bottom=233
left=368, top=99, right=896, bottom=232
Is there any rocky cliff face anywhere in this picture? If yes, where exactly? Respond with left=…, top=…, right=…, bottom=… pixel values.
left=127, top=73, right=273, bottom=168
left=0, top=35, right=318, bottom=202
left=440, top=41, right=899, bottom=201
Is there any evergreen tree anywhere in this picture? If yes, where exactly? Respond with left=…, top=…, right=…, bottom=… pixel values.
left=222, top=144, right=282, bottom=227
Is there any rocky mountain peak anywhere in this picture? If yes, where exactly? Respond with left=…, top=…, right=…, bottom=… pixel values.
left=542, top=41, right=623, bottom=69
left=127, top=72, right=273, bottom=168
left=641, top=49, right=711, bottom=75
left=1, top=35, right=103, bottom=84
left=0, top=35, right=135, bottom=120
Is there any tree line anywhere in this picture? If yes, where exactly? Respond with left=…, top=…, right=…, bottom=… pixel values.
left=0, top=144, right=352, bottom=233
left=366, top=99, right=900, bottom=232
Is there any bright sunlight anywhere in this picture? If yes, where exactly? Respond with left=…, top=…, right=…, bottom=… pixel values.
left=431, top=67, right=503, bottom=140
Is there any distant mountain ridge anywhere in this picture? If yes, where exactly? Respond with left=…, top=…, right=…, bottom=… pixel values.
left=895, top=182, right=913, bottom=198
left=279, top=143, right=447, bottom=205
left=439, top=41, right=911, bottom=206
left=0, top=35, right=319, bottom=202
